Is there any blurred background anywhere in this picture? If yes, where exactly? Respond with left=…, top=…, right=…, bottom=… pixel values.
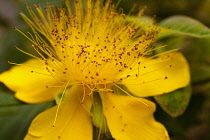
left=0, top=0, right=210, bottom=140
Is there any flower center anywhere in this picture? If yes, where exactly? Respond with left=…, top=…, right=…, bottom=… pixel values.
left=17, top=0, right=160, bottom=88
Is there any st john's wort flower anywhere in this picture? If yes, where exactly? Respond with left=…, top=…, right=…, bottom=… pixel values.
left=0, top=0, right=190, bottom=140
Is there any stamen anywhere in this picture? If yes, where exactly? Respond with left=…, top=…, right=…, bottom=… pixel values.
left=14, top=46, right=40, bottom=60
left=81, top=84, right=86, bottom=104
left=7, top=60, right=46, bottom=70
left=30, top=70, right=52, bottom=76
left=113, top=83, right=150, bottom=108
left=14, top=27, right=36, bottom=44
left=53, top=80, right=70, bottom=127
left=149, top=49, right=179, bottom=59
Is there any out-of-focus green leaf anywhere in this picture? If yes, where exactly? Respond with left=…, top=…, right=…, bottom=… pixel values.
left=0, top=102, right=54, bottom=140
left=191, top=64, right=210, bottom=83
left=0, top=88, right=23, bottom=106
left=186, top=37, right=210, bottom=62
left=0, top=83, right=26, bottom=107
left=0, top=83, right=54, bottom=140
left=155, top=93, right=205, bottom=137
left=193, top=81, right=210, bottom=95
left=158, top=15, right=210, bottom=38
left=154, top=85, right=191, bottom=117
left=183, top=38, right=210, bottom=83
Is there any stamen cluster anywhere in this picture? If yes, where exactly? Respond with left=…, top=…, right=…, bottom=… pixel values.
left=17, top=0, right=160, bottom=91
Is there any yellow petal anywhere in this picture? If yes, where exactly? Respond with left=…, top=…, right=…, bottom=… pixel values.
left=100, top=92, right=169, bottom=140
left=0, top=59, right=63, bottom=103
left=25, top=85, right=93, bottom=140
left=122, top=52, right=190, bottom=97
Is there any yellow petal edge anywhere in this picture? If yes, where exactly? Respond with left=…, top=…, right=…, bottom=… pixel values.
left=0, top=59, right=63, bottom=103
left=100, top=92, right=169, bottom=140
left=122, top=52, right=190, bottom=97
left=25, top=85, right=93, bottom=140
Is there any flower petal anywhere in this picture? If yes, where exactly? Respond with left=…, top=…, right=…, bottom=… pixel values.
left=122, top=52, right=190, bottom=97
left=0, top=59, right=63, bottom=103
left=25, top=85, right=93, bottom=140
left=100, top=92, right=169, bottom=140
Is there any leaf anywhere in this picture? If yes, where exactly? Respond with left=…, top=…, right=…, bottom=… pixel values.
left=155, top=93, right=205, bottom=136
left=183, top=37, right=210, bottom=83
left=0, top=102, right=54, bottom=140
left=191, top=64, right=210, bottom=83
left=154, top=85, right=191, bottom=117
left=158, top=15, right=210, bottom=38
left=0, top=84, right=24, bottom=106
left=0, top=83, right=55, bottom=140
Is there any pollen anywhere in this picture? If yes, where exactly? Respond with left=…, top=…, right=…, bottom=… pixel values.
left=18, top=0, right=162, bottom=91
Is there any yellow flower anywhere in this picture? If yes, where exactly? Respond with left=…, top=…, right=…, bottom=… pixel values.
left=0, top=0, right=190, bottom=140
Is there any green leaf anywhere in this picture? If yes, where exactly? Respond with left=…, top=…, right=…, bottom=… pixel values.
left=0, top=84, right=24, bottom=106
left=183, top=37, right=210, bottom=83
left=158, top=15, right=210, bottom=38
left=191, top=63, right=210, bottom=83
left=0, top=102, right=54, bottom=140
left=0, top=83, right=55, bottom=140
left=154, top=85, right=191, bottom=117
left=193, top=81, right=210, bottom=96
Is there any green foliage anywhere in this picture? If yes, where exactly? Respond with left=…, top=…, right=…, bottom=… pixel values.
left=0, top=84, right=54, bottom=140
left=0, top=85, right=23, bottom=106
left=154, top=85, right=191, bottom=117
left=158, top=15, right=210, bottom=38
left=155, top=93, right=206, bottom=138
left=184, top=38, right=210, bottom=83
